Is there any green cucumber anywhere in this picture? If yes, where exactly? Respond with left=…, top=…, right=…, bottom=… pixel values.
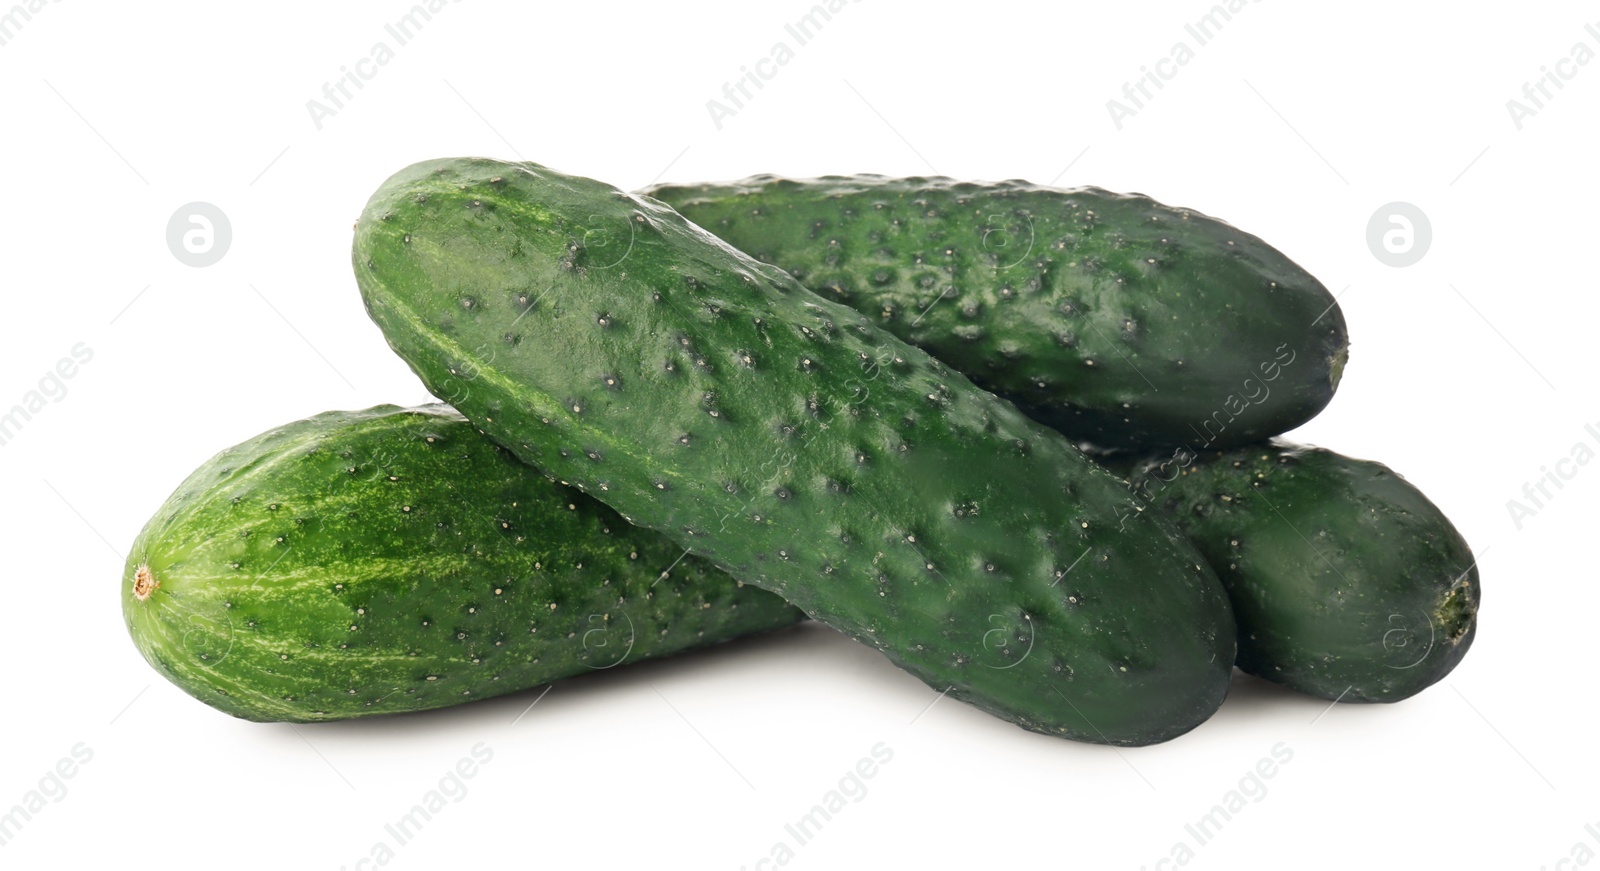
left=353, top=157, right=1236, bottom=746
left=1124, top=440, right=1479, bottom=701
left=642, top=175, right=1348, bottom=452
left=121, top=404, right=804, bottom=723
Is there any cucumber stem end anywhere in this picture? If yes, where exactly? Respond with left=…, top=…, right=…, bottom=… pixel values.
left=133, top=565, right=157, bottom=601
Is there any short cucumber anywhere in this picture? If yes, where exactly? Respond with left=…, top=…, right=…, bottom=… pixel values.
left=353, top=158, right=1236, bottom=746
left=121, top=404, right=804, bottom=723
left=1125, top=440, right=1479, bottom=701
left=642, top=175, right=1347, bottom=452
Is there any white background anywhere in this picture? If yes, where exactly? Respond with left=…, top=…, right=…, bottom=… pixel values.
left=0, top=1, right=1591, bottom=868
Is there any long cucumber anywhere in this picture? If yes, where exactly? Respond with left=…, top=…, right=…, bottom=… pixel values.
left=353, top=157, right=1236, bottom=745
left=122, top=404, right=804, bottom=722
left=1125, top=440, right=1479, bottom=701
left=644, top=175, right=1347, bottom=452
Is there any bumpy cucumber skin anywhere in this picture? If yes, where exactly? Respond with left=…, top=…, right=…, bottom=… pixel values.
left=121, top=405, right=804, bottom=723
left=1127, top=440, right=1479, bottom=702
left=353, top=158, right=1236, bottom=746
left=642, top=176, right=1348, bottom=453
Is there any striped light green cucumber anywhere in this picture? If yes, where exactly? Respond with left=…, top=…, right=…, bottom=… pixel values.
left=121, top=404, right=804, bottom=723
left=1125, top=440, right=1479, bottom=701
left=353, top=157, right=1236, bottom=746
left=642, top=175, right=1348, bottom=453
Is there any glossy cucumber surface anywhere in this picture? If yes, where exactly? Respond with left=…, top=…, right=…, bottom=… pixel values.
left=644, top=175, right=1347, bottom=452
left=354, top=157, right=1236, bottom=745
left=1127, top=439, right=1478, bottom=701
left=122, top=404, right=804, bottom=722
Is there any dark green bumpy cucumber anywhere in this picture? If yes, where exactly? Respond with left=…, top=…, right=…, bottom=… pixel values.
left=1126, top=440, right=1479, bottom=702
left=122, top=405, right=804, bottom=723
left=354, top=158, right=1236, bottom=746
left=642, top=176, right=1348, bottom=453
